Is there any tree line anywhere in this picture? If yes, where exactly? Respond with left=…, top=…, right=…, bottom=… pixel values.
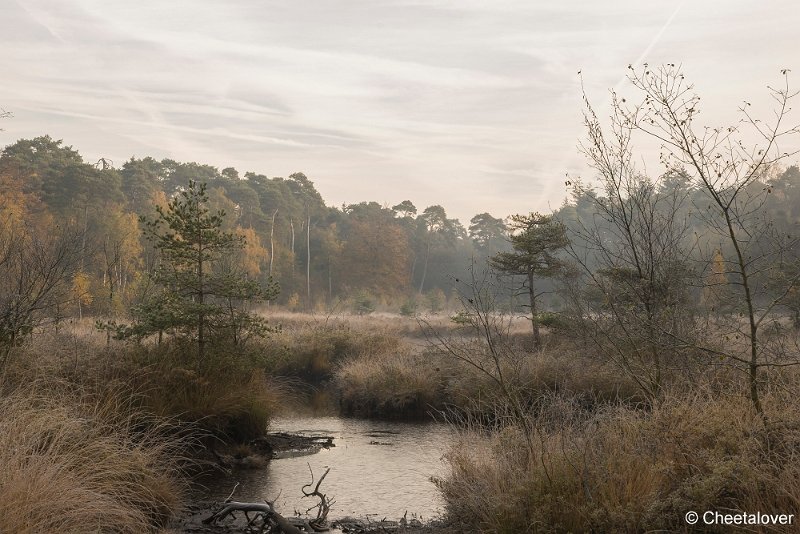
left=0, top=135, right=521, bottom=322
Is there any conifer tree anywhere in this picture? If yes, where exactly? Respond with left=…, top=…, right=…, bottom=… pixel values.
left=119, top=180, right=277, bottom=359
left=490, top=213, right=568, bottom=349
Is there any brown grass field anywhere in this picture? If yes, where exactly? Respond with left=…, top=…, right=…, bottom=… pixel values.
left=4, top=311, right=800, bottom=532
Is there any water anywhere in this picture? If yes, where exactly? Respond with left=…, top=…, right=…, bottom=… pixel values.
left=211, top=416, right=454, bottom=521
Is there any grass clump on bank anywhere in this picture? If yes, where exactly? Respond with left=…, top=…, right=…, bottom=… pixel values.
left=0, top=326, right=281, bottom=531
left=265, top=321, right=403, bottom=382
left=133, top=364, right=280, bottom=443
left=14, top=329, right=283, bottom=444
left=120, top=340, right=283, bottom=442
left=0, top=384, right=188, bottom=533
left=437, top=385, right=800, bottom=533
left=336, top=348, right=444, bottom=418
left=333, top=332, right=641, bottom=420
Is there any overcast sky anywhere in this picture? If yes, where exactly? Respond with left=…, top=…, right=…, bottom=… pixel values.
left=2, top=0, right=799, bottom=223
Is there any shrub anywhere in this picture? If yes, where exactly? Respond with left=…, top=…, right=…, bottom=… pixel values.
left=426, top=288, right=447, bottom=313
left=352, top=290, right=376, bottom=315
left=399, top=298, right=418, bottom=317
left=450, top=311, right=474, bottom=325
left=535, top=311, right=566, bottom=330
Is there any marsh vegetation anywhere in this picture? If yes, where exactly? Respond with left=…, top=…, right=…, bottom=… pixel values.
left=4, top=65, right=800, bottom=532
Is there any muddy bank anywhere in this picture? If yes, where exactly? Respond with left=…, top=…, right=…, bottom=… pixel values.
left=172, top=503, right=454, bottom=534
left=203, top=431, right=335, bottom=471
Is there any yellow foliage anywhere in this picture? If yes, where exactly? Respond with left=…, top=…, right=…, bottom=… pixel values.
left=702, top=248, right=728, bottom=308
left=287, top=292, right=301, bottom=311
left=150, top=190, right=169, bottom=212
left=72, top=272, right=93, bottom=307
left=235, top=226, right=267, bottom=278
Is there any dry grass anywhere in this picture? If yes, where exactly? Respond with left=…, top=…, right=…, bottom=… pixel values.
left=256, top=308, right=534, bottom=341
left=136, top=365, right=281, bottom=441
left=0, top=384, right=188, bottom=533
left=437, top=382, right=800, bottom=533
left=336, top=347, right=444, bottom=418
left=263, top=320, right=404, bottom=380
left=332, top=332, right=642, bottom=419
left=9, top=327, right=286, bottom=443
left=0, top=321, right=285, bottom=533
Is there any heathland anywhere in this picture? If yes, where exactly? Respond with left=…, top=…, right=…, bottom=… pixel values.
left=4, top=66, right=800, bottom=532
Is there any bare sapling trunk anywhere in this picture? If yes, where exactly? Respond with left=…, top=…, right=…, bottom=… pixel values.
left=306, top=212, right=311, bottom=310
left=528, top=270, right=541, bottom=349
left=197, top=220, right=205, bottom=361
left=418, top=239, right=430, bottom=294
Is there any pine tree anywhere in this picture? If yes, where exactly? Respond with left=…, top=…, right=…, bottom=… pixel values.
left=118, top=180, right=277, bottom=359
left=490, top=213, right=568, bottom=349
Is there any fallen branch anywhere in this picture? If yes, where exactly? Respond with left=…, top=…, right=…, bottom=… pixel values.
left=302, top=464, right=334, bottom=530
left=204, top=501, right=272, bottom=523
left=203, top=500, right=309, bottom=534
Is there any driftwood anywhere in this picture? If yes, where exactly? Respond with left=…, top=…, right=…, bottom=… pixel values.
left=203, top=500, right=308, bottom=533
left=203, top=467, right=335, bottom=534
left=301, top=464, right=334, bottom=530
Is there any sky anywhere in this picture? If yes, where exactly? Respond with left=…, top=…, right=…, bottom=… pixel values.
left=2, top=0, right=800, bottom=223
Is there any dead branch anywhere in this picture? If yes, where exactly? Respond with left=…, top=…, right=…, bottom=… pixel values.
left=203, top=498, right=306, bottom=534
left=202, top=501, right=273, bottom=527
left=224, top=482, right=241, bottom=502
left=204, top=472, right=333, bottom=534
left=302, top=464, right=334, bottom=529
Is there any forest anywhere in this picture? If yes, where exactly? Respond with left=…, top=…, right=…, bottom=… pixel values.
left=0, top=132, right=511, bottom=320
left=4, top=65, right=800, bottom=533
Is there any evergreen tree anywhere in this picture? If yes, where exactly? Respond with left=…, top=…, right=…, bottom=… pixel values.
left=490, top=213, right=568, bottom=349
left=120, top=180, right=277, bottom=359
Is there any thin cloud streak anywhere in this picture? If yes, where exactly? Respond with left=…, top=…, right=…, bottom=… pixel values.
left=1, top=0, right=799, bottom=222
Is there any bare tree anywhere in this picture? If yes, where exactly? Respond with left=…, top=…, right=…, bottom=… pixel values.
left=564, top=77, right=696, bottom=400
left=424, top=266, right=549, bottom=476
left=0, top=220, right=83, bottom=368
left=585, top=64, right=800, bottom=418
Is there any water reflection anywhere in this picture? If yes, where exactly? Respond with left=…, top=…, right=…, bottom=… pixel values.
left=212, top=416, right=453, bottom=521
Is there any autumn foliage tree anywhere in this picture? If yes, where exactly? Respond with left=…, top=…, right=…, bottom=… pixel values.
left=339, top=217, right=410, bottom=300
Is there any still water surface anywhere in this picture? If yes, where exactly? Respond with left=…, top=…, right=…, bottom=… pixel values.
left=212, top=416, right=454, bottom=521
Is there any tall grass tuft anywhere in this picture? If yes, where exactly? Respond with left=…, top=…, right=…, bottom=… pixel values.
left=0, top=384, right=188, bottom=533
left=137, top=365, right=281, bottom=442
left=266, top=322, right=403, bottom=381
left=14, top=331, right=284, bottom=443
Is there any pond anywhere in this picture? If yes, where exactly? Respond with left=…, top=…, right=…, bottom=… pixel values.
left=208, top=416, right=454, bottom=522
